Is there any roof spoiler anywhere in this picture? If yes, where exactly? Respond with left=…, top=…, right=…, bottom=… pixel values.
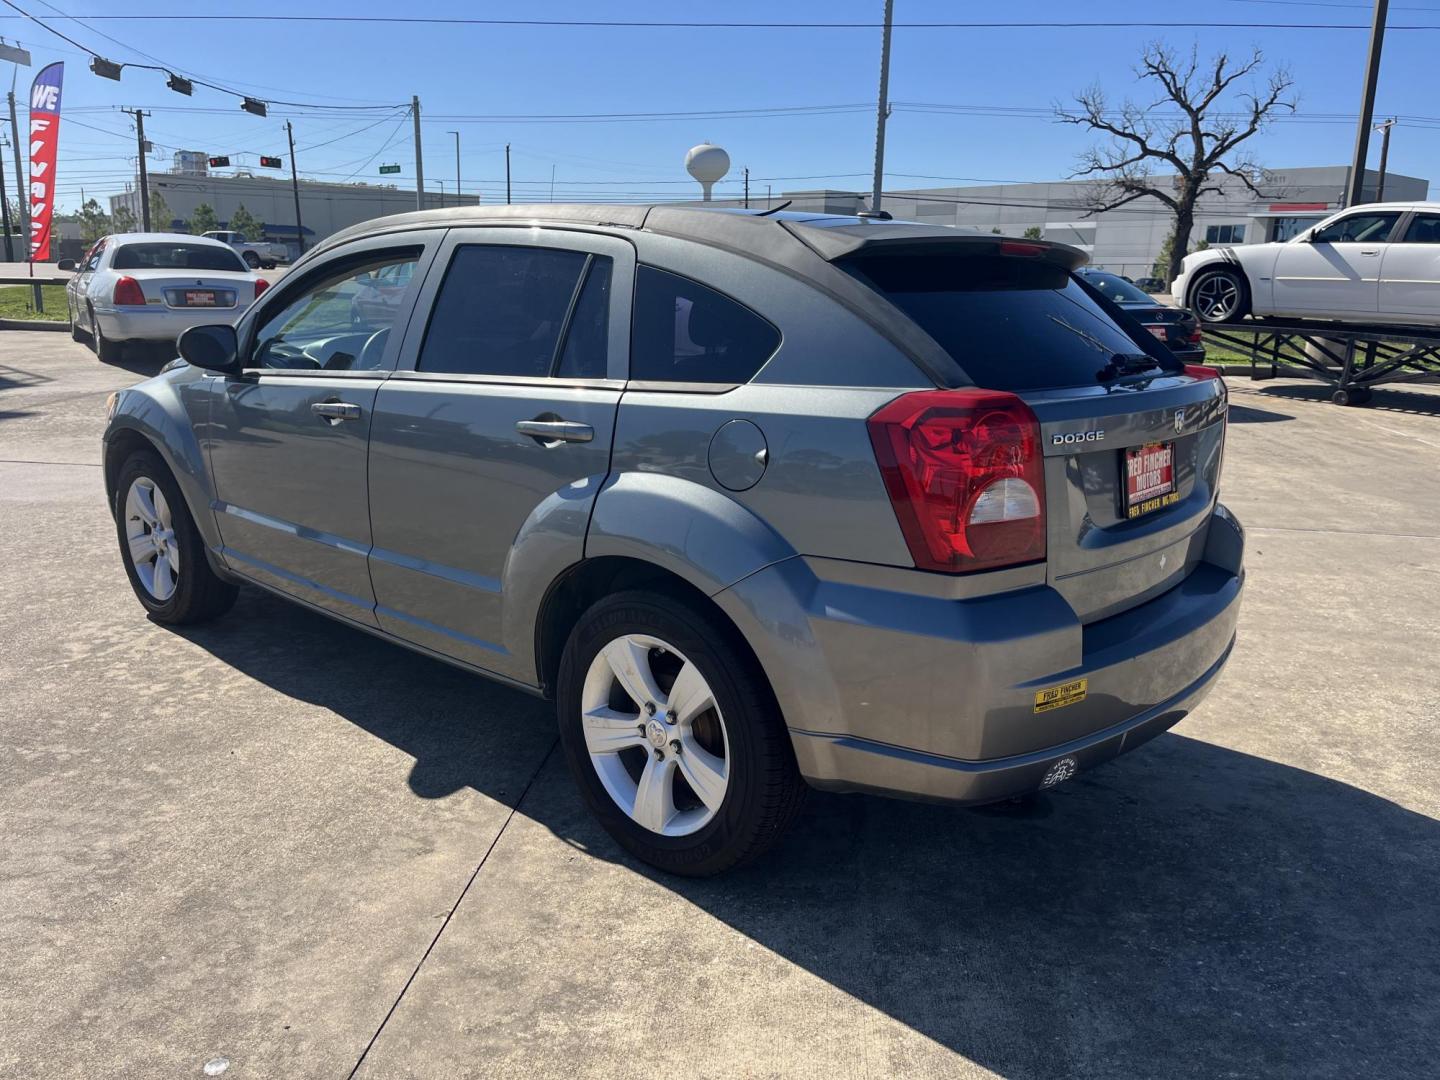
left=783, top=221, right=1089, bottom=271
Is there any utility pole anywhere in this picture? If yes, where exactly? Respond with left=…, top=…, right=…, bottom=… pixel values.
left=505, top=143, right=511, bottom=205
left=8, top=90, right=27, bottom=255
left=1374, top=117, right=1397, bottom=201
left=869, top=0, right=895, bottom=212
left=0, top=133, right=12, bottom=261
left=550, top=164, right=556, bottom=202
left=1346, top=0, right=1389, bottom=206
left=122, top=109, right=152, bottom=230
left=411, top=95, right=424, bottom=210
left=286, top=120, right=305, bottom=256
left=447, top=130, right=460, bottom=204
left=744, top=167, right=749, bottom=209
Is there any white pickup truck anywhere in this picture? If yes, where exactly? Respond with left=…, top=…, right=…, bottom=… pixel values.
left=202, top=230, right=287, bottom=270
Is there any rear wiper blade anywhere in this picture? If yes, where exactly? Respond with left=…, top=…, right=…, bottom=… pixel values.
left=1096, top=353, right=1160, bottom=382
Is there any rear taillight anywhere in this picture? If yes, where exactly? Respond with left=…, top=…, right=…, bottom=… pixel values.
left=112, top=276, right=145, bottom=306
left=998, top=240, right=1046, bottom=257
left=1183, top=364, right=1221, bottom=380
left=1188, top=328, right=1204, bottom=344
left=254, top=278, right=269, bottom=301
left=867, top=389, right=1046, bottom=574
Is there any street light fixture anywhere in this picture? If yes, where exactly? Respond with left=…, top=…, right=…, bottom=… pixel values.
left=240, top=97, right=267, bottom=117
left=90, top=57, right=122, bottom=81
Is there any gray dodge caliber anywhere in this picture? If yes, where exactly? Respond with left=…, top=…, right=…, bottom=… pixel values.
left=102, top=205, right=1244, bottom=875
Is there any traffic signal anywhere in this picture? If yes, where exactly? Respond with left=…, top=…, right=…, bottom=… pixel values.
left=259, top=155, right=282, bottom=169
left=207, top=156, right=231, bottom=168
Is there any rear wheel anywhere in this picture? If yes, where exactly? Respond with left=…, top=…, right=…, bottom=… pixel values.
left=1188, top=266, right=1251, bottom=323
left=556, top=590, right=805, bottom=876
left=88, top=304, right=122, bottom=363
left=113, top=449, right=237, bottom=624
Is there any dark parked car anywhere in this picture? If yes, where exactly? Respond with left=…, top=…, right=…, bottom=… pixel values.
left=1134, top=276, right=1166, bottom=293
left=1078, top=267, right=1206, bottom=362
left=102, top=207, right=1241, bottom=876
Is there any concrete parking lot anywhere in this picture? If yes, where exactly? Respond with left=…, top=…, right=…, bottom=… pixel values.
left=2, top=332, right=1437, bottom=1079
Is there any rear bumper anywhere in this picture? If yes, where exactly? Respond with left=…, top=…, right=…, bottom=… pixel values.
left=95, top=304, right=242, bottom=343
left=716, top=503, right=1244, bottom=805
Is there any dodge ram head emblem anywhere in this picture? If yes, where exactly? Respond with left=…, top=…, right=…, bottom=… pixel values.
left=1173, top=408, right=1187, bottom=434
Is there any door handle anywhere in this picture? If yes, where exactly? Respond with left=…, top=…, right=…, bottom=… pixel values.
left=312, top=401, right=362, bottom=423
left=1360, top=249, right=1380, bottom=256
left=515, top=418, right=594, bottom=444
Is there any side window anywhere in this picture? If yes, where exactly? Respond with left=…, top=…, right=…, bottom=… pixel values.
left=83, top=239, right=107, bottom=271
left=1400, top=213, right=1440, bottom=244
left=1311, top=212, right=1399, bottom=244
left=417, top=245, right=593, bottom=378
left=631, top=265, right=780, bottom=384
left=249, top=250, right=420, bottom=372
left=555, top=257, right=612, bottom=379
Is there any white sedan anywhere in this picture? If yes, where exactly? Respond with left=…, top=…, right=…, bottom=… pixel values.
left=1173, top=202, right=1440, bottom=326
left=62, top=232, right=268, bottom=362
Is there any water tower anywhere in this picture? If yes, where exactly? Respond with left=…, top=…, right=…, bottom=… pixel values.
left=685, top=142, right=730, bottom=201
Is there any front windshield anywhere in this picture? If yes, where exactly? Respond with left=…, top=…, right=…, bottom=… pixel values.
left=1079, top=271, right=1153, bottom=304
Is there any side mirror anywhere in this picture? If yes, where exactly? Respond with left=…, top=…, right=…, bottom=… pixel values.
left=56, top=258, right=76, bottom=271
left=177, top=324, right=241, bottom=375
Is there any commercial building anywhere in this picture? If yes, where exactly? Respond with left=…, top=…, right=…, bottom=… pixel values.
left=710, top=165, right=1429, bottom=279
left=107, top=156, right=478, bottom=261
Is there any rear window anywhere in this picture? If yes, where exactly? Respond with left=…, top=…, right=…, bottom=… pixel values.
left=845, top=254, right=1162, bottom=391
left=112, top=243, right=246, bottom=272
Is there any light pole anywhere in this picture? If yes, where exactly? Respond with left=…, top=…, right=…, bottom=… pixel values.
left=1374, top=117, right=1397, bottom=201
left=870, top=0, right=895, bottom=212
left=1346, top=0, right=1389, bottom=206
left=447, top=130, right=460, bottom=204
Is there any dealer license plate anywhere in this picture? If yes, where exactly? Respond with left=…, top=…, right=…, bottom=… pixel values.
left=183, top=290, right=217, bottom=306
left=1124, top=441, right=1177, bottom=519
left=1145, top=325, right=1168, bottom=341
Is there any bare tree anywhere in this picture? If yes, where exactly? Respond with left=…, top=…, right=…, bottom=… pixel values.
left=1057, top=43, right=1296, bottom=284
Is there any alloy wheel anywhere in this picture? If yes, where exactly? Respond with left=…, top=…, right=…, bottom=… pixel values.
left=124, top=476, right=180, bottom=601
left=580, top=634, right=730, bottom=837
left=1194, top=273, right=1241, bottom=320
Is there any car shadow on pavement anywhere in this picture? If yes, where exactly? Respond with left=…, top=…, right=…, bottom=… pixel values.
left=1255, top=381, right=1440, bottom=417
left=175, top=587, right=1439, bottom=1080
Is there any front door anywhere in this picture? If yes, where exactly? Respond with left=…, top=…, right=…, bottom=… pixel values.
left=1270, top=209, right=1401, bottom=317
left=1379, top=210, right=1440, bottom=320
left=206, top=235, right=437, bottom=624
left=366, top=228, right=633, bottom=680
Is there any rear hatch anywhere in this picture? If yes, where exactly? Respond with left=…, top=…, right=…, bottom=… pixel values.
left=840, top=241, right=1227, bottom=622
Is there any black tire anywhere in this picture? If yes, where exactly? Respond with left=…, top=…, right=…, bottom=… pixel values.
left=113, top=448, right=238, bottom=625
left=1187, top=266, right=1251, bottom=324
left=89, top=305, right=122, bottom=363
left=556, top=590, right=806, bottom=877
left=261, top=261, right=276, bottom=270
left=242, top=251, right=260, bottom=269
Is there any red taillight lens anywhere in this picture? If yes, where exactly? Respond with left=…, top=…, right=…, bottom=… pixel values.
left=112, top=276, right=145, bottom=306
left=254, top=278, right=269, bottom=301
left=1188, top=328, right=1204, bottom=344
left=867, top=389, right=1046, bottom=573
left=998, top=240, right=1046, bottom=257
left=1184, top=363, right=1220, bottom=379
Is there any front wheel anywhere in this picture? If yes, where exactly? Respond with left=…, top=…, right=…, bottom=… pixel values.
left=113, top=449, right=238, bottom=624
left=1188, top=266, right=1251, bottom=324
left=556, top=590, right=806, bottom=876
left=242, top=251, right=260, bottom=269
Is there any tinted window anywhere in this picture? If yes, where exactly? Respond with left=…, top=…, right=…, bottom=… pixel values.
left=1400, top=213, right=1440, bottom=244
left=1311, top=212, right=1399, bottom=244
left=631, top=265, right=780, bottom=384
left=555, top=257, right=612, bottom=379
left=250, top=251, right=420, bottom=371
left=419, top=246, right=589, bottom=377
left=846, top=253, right=1165, bottom=391
left=112, top=242, right=247, bottom=272
left=1079, top=270, right=1152, bottom=304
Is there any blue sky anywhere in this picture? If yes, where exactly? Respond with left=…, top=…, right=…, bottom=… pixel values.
left=3, top=0, right=1437, bottom=214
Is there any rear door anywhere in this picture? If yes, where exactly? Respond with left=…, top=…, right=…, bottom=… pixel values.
left=1378, top=210, right=1440, bottom=320
left=845, top=249, right=1227, bottom=622
left=1270, top=209, right=1402, bottom=316
left=205, top=232, right=439, bottom=623
left=366, top=228, right=632, bottom=679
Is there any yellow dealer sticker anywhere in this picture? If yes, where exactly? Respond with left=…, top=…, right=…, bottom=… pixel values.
left=1034, top=677, right=1088, bottom=714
